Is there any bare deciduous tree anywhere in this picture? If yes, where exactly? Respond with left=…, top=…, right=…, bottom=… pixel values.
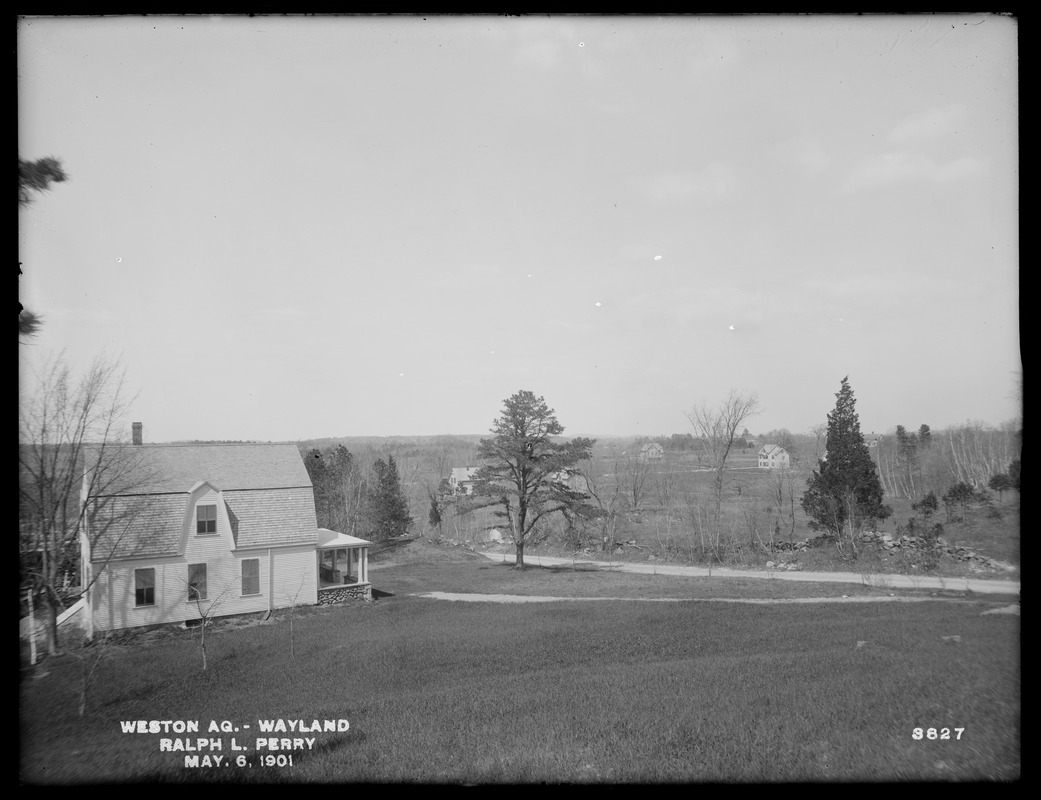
left=653, top=457, right=675, bottom=507
left=425, top=438, right=456, bottom=484
left=187, top=577, right=240, bottom=672
left=810, top=423, right=828, bottom=463
left=684, top=391, right=760, bottom=553
left=619, top=446, right=652, bottom=510
left=284, top=576, right=308, bottom=661
left=60, top=633, right=111, bottom=717
left=768, top=467, right=786, bottom=545
left=20, top=352, right=155, bottom=656
left=766, top=464, right=802, bottom=543
left=577, top=458, right=626, bottom=552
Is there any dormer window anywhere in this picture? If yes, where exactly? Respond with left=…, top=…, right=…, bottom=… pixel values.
left=196, top=504, right=217, bottom=535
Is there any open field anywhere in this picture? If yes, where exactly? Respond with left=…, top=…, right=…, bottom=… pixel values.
left=302, top=435, right=1019, bottom=576
left=431, top=449, right=1019, bottom=568
left=437, top=476, right=1020, bottom=580
left=21, top=545, right=1020, bottom=783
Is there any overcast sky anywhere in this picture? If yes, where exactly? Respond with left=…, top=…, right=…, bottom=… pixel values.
left=18, top=14, right=1019, bottom=443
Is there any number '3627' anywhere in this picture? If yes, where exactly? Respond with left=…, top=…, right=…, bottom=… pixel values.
left=913, top=727, right=964, bottom=740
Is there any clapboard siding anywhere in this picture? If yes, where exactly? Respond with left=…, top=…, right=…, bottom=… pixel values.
left=265, top=545, right=319, bottom=608
left=93, top=557, right=185, bottom=632
left=91, top=544, right=320, bottom=633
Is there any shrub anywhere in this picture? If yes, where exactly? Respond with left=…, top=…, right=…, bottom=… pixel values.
left=988, top=473, right=1013, bottom=502
left=912, top=491, right=939, bottom=521
left=942, top=482, right=974, bottom=522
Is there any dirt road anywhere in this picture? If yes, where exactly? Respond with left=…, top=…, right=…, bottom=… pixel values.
left=474, top=550, right=1020, bottom=596
left=413, top=591, right=1020, bottom=609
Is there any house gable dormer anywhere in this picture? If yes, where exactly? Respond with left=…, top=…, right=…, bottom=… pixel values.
left=178, top=481, right=236, bottom=557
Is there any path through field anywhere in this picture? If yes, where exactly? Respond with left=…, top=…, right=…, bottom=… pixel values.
left=413, top=591, right=1019, bottom=611
left=474, top=550, right=1021, bottom=595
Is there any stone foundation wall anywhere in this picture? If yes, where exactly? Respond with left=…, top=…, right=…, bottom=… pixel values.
left=316, top=583, right=372, bottom=605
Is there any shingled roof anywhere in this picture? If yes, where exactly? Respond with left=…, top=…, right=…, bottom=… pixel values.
left=88, top=443, right=312, bottom=496
left=85, top=443, right=319, bottom=560
left=223, top=487, right=318, bottom=549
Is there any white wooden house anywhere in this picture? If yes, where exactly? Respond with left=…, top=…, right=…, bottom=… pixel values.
left=757, top=444, right=791, bottom=469
left=639, top=442, right=665, bottom=462
left=79, top=441, right=370, bottom=638
left=449, top=466, right=480, bottom=495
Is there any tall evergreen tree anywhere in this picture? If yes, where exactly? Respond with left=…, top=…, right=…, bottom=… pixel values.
left=917, top=424, right=932, bottom=449
left=367, top=456, right=413, bottom=540
left=474, top=390, right=594, bottom=568
left=801, top=376, right=890, bottom=554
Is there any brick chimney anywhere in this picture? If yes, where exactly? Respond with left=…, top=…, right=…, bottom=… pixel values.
left=132, top=422, right=143, bottom=445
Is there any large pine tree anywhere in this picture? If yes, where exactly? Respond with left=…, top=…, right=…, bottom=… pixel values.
left=474, top=390, right=594, bottom=568
left=801, top=376, right=890, bottom=553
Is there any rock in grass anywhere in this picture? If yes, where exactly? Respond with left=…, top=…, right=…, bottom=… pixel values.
left=941, top=635, right=961, bottom=644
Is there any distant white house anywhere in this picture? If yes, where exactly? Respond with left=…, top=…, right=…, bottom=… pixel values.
left=449, top=467, right=480, bottom=495
left=639, top=442, right=665, bottom=462
left=758, top=444, right=790, bottom=469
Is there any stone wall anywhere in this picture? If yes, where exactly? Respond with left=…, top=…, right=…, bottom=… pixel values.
left=316, top=583, right=372, bottom=605
left=856, top=531, right=1013, bottom=570
left=767, top=532, right=1015, bottom=572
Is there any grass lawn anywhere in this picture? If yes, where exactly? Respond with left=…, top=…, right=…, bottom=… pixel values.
left=21, top=550, right=1019, bottom=784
